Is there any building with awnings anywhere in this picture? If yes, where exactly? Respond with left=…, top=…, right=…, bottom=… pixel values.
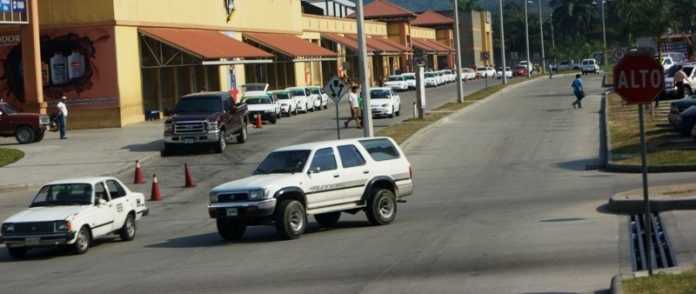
left=411, top=10, right=456, bottom=70
left=0, top=0, right=448, bottom=129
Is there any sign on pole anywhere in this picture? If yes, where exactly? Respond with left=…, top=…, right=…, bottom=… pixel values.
left=613, top=53, right=664, bottom=276
left=324, top=76, right=349, bottom=139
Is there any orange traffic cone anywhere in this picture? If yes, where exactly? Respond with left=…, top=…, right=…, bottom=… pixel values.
left=150, top=174, right=161, bottom=201
left=255, top=114, right=262, bottom=128
left=184, top=163, right=196, bottom=188
left=133, top=160, right=145, bottom=184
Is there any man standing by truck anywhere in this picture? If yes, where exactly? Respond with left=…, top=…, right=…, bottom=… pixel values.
left=56, top=96, right=68, bottom=139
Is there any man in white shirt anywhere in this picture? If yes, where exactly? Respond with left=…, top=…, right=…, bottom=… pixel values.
left=343, top=85, right=361, bottom=129
left=56, top=96, right=68, bottom=139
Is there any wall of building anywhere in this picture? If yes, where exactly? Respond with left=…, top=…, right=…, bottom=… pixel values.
left=302, top=14, right=387, bottom=36
left=411, top=26, right=436, bottom=40
left=40, top=0, right=115, bottom=26
left=114, top=26, right=143, bottom=126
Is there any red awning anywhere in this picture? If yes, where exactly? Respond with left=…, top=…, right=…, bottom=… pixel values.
left=412, top=38, right=451, bottom=54
left=244, top=32, right=337, bottom=58
left=321, top=33, right=374, bottom=53
left=345, top=35, right=408, bottom=54
left=139, top=28, right=272, bottom=59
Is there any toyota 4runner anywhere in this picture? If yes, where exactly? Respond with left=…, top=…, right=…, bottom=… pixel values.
left=0, top=102, right=50, bottom=144
left=208, top=137, right=414, bottom=240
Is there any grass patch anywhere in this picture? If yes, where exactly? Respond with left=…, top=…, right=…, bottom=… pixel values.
left=623, top=268, right=696, bottom=294
left=378, top=77, right=529, bottom=144
left=607, top=93, right=696, bottom=166
left=0, top=148, right=24, bottom=167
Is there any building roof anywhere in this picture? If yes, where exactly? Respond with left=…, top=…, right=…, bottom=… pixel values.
left=412, top=38, right=451, bottom=54
left=412, top=10, right=454, bottom=27
left=244, top=32, right=337, bottom=58
left=349, top=0, right=416, bottom=19
left=322, top=33, right=374, bottom=52
left=344, top=35, right=409, bottom=54
left=139, top=28, right=273, bottom=59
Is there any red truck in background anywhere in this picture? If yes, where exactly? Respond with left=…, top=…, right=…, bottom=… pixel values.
left=0, top=102, right=50, bottom=144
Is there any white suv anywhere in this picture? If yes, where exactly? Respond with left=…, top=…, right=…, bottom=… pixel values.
left=208, top=137, right=414, bottom=240
left=384, top=74, right=409, bottom=91
left=402, top=73, right=417, bottom=89
left=581, top=58, right=600, bottom=74
left=286, top=87, right=312, bottom=113
left=369, top=87, right=401, bottom=118
left=0, top=177, right=148, bottom=258
left=308, top=86, right=329, bottom=110
left=244, top=93, right=281, bottom=124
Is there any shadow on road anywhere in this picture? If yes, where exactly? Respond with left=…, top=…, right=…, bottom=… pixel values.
left=123, top=140, right=163, bottom=152
left=555, top=159, right=601, bottom=171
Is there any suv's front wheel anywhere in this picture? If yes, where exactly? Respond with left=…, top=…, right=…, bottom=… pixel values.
left=15, top=126, right=36, bottom=144
left=236, top=121, right=248, bottom=144
left=365, top=188, right=397, bottom=225
left=275, top=199, right=306, bottom=240
left=214, top=129, right=226, bottom=153
left=216, top=218, right=246, bottom=241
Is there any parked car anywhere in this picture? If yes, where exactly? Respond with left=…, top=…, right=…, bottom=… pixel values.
left=663, top=65, right=684, bottom=100
left=581, top=58, right=600, bottom=74
left=557, top=60, right=574, bottom=71
left=673, top=105, right=696, bottom=136
left=661, top=52, right=687, bottom=71
left=440, top=69, right=456, bottom=83
left=244, top=93, right=280, bottom=124
left=271, top=90, right=297, bottom=116
left=424, top=72, right=439, bottom=87
left=384, top=74, right=409, bottom=91
left=0, top=102, right=50, bottom=144
left=0, top=177, right=149, bottom=258
left=514, top=66, right=529, bottom=77
left=461, top=68, right=477, bottom=80
left=402, top=73, right=417, bottom=89
left=496, top=67, right=513, bottom=79
left=518, top=61, right=533, bottom=73
left=286, top=87, right=313, bottom=113
left=242, top=83, right=269, bottom=97
left=308, top=86, right=329, bottom=110
left=369, top=87, right=401, bottom=118
left=207, top=137, right=414, bottom=240
left=162, top=91, right=248, bottom=155
left=669, top=96, right=696, bottom=129
left=476, top=67, right=496, bottom=78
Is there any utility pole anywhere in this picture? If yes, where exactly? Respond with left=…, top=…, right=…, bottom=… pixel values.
left=524, top=0, right=531, bottom=79
left=538, top=0, right=546, bottom=75
left=454, top=0, right=464, bottom=103
left=600, top=0, right=608, bottom=66
left=355, top=0, right=373, bottom=137
left=498, top=0, right=507, bottom=85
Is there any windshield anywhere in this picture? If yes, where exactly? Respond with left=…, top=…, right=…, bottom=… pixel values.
left=403, top=75, right=415, bottom=80
left=255, top=150, right=311, bottom=174
left=477, top=67, right=487, bottom=71
left=370, top=89, right=390, bottom=99
left=174, top=97, right=222, bottom=114
left=666, top=65, right=683, bottom=77
left=245, top=97, right=272, bottom=104
left=31, top=184, right=93, bottom=207
left=387, top=76, right=403, bottom=81
left=310, top=88, right=321, bottom=95
left=274, top=92, right=290, bottom=100
left=289, top=90, right=305, bottom=97
left=425, top=73, right=435, bottom=78
left=244, top=84, right=267, bottom=92
left=0, top=103, right=17, bottom=114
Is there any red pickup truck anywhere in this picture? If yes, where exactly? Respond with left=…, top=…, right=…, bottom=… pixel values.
left=0, top=102, right=50, bottom=144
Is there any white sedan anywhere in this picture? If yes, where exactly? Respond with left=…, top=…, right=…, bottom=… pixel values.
left=476, top=67, right=496, bottom=78
left=0, top=177, right=148, bottom=258
left=384, top=75, right=409, bottom=91
left=496, top=67, right=513, bottom=79
left=286, top=87, right=313, bottom=113
left=461, top=68, right=477, bottom=80
left=308, top=86, right=329, bottom=110
left=369, top=87, right=401, bottom=118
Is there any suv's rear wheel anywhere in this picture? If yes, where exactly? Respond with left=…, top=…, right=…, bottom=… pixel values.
left=365, top=188, right=397, bottom=225
left=7, top=247, right=27, bottom=259
left=314, top=212, right=341, bottom=227
left=15, top=126, right=35, bottom=144
left=236, top=121, right=247, bottom=144
left=214, top=129, right=226, bottom=153
left=270, top=113, right=277, bottom=124
left=275, top=199, right=306, bottom=240
left=216, top=218, right=246, bottom=241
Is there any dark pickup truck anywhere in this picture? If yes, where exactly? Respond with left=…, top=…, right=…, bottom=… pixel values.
left=0, top=102, right=50, bottom=144
left=162, top=92, right=248, bottom=155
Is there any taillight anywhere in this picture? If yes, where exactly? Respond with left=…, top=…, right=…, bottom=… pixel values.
left=409, top=165, right=414, bottom=179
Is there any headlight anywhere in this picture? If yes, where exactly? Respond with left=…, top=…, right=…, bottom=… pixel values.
left=207, top=121, right=219, bottom=131
left=248, top=189, right=267, bottom=201
left=2, top=223, right=15, bottom=234
left=209, top=192, right=218, bottom=203
left=55, top=221, right=71, bottom=232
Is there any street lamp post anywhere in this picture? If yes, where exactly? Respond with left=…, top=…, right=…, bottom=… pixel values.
left=524, top=0, right=531, bottom=78
left=499, top=0, right=507, bottom=85
left=454, top=0, right=464, bottom=103
left=355, top=0, right=373, bottom=137
left=601, top=0, right=608, bottom=66
left=538, top=0, right=546, bottom=74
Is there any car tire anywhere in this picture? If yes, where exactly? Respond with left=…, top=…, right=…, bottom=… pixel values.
left=119, top=213, right=136, bottom=241
left=314, top=212, right=341, bottom=227
left=34, top=129, right=45, bottom=142
left=270, top=113, right=277, bottom=124
left=388, top=106, right=395, bottom=118
left=15, top=126, right=36, bottom=144
left=216, top=218, right=246, bottom=241
left=236, top=121, right=247, bottom=144
left=365, top=188, right=397, bottom=226
left=214, top=129, right=226, bottom=153
left=72, top=226, right=91, bottom=255
left=7, top=247, right=27, bottom=259
left=396, top=105, right=401, bottom=116
left=161, top=143, right=172, bottom=157
left=274, top=199, right=306, bottom=240
left=324, top=104, right=328, bottom=110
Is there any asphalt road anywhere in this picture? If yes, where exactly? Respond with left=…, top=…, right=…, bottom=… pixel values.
left=5, top=75, right=696, bottom=293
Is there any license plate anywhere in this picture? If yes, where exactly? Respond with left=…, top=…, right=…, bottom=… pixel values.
left=184, top=138, right=195, bottom=144
left=25, top=237, right=40, bottom=246
left=226, top=208, right=238, bottom=217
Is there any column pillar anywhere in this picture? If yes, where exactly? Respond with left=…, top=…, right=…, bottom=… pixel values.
left=20, top=0, right=44, bottom=113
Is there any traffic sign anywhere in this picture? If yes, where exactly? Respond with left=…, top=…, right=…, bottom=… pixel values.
left=324, top=76, right=348, bottom=103
left=613, top=54, right=664, bottom=105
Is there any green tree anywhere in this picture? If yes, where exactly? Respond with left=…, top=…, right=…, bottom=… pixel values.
left=457, top=0, right=481, bottom=12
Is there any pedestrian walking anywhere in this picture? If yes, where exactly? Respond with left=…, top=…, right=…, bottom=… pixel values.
left=56, top=96, right=69, bottom=139
left=571, top=74, right=585, bottom=109
left=344, top=85, right=362, bottom=129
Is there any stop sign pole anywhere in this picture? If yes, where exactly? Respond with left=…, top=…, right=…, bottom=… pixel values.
left=613, top=53, right=664, bottom=276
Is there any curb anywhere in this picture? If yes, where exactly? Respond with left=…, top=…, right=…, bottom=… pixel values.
left=607, top=183, right=696, bottom=214
left=610, top=274, right=624, bottom=294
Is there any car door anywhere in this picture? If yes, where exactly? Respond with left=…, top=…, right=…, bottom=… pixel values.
left=106, top=179, right=130, bottom=230
left=91, top=182, right=116, bottom=237
left=305, top=147, right=344, bottom=209
left=336, top=144, right=370, bottom=203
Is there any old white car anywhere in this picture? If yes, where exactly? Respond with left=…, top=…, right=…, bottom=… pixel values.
left=0, top=177, right=148, bottom=258
left=384, top=75, right=409, bottom=91
left=369, top=87, right=401, bottom=118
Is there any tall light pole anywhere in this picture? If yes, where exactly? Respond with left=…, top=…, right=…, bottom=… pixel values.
left=524, top=0, right=531, bottom=78
left=355, top=0, right=373, bottom=137
left=600, top=0, right=608, bottom=66
left=454, top=0, right=464, bottom=103
left=499, top=0, right=507, bottom=85
left=538, top=0, right=546, bottom=74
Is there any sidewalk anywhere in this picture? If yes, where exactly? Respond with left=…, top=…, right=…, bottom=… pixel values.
left=0, top=121, right=163, bottom=190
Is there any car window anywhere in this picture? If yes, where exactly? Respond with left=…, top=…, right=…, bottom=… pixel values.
left=95, top=182, right=109, bottom=202
left=106, top=180, right=127, bottom=199
left=309, top=147, right=337, bottom=173
left=359, top=139, right=401, bottom=161
left=684, top=67, right=694, bottom=77
left=338, top=145, right=366, bottom=168
left=31, top=184, right=93, bottom=206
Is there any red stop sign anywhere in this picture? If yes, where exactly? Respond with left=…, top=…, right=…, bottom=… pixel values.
left=613, top=54, right=664, bottom=104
